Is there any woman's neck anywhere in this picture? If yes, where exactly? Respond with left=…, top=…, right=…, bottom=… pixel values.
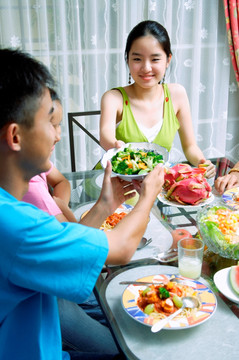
left=130, top=83, right=164, bottom=101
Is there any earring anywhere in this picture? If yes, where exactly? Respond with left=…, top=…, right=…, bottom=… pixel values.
left=128, top=72, right=131, bottom=84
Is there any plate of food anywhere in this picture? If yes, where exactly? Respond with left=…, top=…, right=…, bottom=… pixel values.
left=197, top=204, right=239, bottom=259
left=121, top=274, right=217, bottom=329
left=74, top=201, right=133, bottom=230
left=222, top=187, right=239, bottom=210
left=158, top=163, right=213, bottom=207
left=214, top=266, right=239, bottom=304
left=101, top=142, right=169, bottom=181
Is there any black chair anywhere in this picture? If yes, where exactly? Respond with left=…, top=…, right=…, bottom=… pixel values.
left=68, top=110, right=105, bottom=172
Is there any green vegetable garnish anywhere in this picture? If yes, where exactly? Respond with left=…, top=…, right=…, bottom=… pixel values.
left=159, top=287, right=170, bottom=299
left=142, top=287, right=151, bottom=296
left=172, top=295, right=183, bottom=308
left=144, top=303, right=155, bottom=315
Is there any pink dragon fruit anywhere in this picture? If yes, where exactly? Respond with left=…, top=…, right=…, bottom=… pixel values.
left=163, top=164, right=211, bottom=205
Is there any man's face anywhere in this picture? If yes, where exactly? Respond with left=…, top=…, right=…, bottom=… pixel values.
left=19, top=88, right=56, bottom=178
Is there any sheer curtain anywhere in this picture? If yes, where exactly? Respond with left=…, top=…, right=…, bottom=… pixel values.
left=0, top=0, right=238, bottom=172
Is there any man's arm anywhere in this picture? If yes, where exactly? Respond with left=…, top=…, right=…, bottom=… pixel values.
left=105, top=163, right=164, bottom=265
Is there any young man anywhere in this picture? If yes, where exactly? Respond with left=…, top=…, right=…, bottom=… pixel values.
left=0, top=49, right=164, bottom=360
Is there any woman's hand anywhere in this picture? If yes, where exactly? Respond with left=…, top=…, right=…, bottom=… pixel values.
left=114, top=140, right=125, bottom=149
left=198, top=159, right=216, bottom=179
left=214, top=172, right=239, bottom=195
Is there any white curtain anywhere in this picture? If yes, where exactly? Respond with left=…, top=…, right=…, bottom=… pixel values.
left=0, top=0, right=238, bottom=172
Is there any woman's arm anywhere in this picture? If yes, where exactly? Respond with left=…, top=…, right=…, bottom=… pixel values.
left=47, top=165, right=71, bottom=204
left=169, top=84, right=215, bottom=178
left=100, top=90, right=125, bottom=150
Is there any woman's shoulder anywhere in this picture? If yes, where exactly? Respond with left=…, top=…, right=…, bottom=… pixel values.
left=102, top=88, right=123, bottom=100
left=101, top=87, right=130, bottom=107
left=166, top=83, right=189, bottom=114
left=167, top=83, right=187, bottom=95
left=167, top=83, right=188, bottom=103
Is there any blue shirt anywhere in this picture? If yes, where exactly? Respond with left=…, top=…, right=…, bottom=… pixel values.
left=0, top=188, right=108, bottom=360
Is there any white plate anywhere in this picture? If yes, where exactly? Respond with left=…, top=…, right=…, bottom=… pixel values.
left=157, top=190, right=214, bottom=208
left=214, top=267, right=239, bottom=304
left=101, top=142, right=169, bottom=181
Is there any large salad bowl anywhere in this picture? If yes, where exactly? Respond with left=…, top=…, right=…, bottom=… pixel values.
left=197, top=203, right=239, bottom=260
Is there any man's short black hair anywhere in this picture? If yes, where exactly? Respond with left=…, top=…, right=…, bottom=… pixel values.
left=0, top=48, right=55, bottom=129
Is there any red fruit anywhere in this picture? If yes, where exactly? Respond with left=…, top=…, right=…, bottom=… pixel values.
left=163, top=164, right=212, bottom=205
left=171, top=228, right=192, bottom=248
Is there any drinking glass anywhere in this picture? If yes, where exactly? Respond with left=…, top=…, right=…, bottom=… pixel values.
left=178, top=238, right=204, bottom=279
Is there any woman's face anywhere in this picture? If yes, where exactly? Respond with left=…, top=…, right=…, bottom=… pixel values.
left=128, top=35, right=171, bottom=88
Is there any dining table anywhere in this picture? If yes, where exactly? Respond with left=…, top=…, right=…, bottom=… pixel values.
left=64, top=157, right=239, bottom=360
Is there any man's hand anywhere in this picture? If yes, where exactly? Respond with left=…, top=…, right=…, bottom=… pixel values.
left=137, top=163, right=164, bottom=201
left=98, top=160, right=136, bottom=215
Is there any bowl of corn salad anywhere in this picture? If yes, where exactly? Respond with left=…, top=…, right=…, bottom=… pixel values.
left=197, top=204, right=239, bottom=259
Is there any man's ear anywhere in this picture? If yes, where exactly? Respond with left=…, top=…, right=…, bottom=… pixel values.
left=6, top=123, right=21, bottom=151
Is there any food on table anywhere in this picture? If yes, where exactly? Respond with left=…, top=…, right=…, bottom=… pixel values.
left=137, top=281, right=198, bottom=320
left=163, top=163, right=211, bottom=205
left=171, top=228, right=192, bottom=248
left=230, top=265, right=239, bottom=295
left=111, top=144, right=164, bottom=175
left=100, top=211, right=128, bottom=230
left=197, top=205, right=239, bottom=259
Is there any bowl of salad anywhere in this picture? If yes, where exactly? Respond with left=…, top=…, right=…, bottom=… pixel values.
left=197, top=204, right=239, bottom=260
left=101, top=142, right=169, bottom=181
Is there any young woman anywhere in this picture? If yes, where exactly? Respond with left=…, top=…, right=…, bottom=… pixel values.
left=100, top=20, right=215, bottom=178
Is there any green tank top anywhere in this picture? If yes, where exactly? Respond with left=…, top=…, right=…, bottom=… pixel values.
left=115, top=84, right=180, bottom=151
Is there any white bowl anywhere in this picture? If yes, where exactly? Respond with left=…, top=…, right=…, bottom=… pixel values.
left=101, top=142, right=169, bottom=181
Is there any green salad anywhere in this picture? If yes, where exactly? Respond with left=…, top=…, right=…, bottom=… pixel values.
left=111, top=145, right=164, bottom=175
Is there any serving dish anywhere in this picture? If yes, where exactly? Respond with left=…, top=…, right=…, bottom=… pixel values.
left=214, top=267, right=239, bottom=304
left=197, top=204, right=239, bottom=260
left=101, top=142, right=169, bottom=181
left=158, top=190, right=214, bottom=208
left=121, top=274, right=217, bottom=329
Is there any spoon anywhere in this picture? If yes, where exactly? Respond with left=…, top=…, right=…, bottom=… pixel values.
left=151, top=296, right=200, bottom=333
left=137, top=237, right=152, bottom=250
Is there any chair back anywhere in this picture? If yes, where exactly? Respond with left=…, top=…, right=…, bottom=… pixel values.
left=68, top=111, right=105, bottom=172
